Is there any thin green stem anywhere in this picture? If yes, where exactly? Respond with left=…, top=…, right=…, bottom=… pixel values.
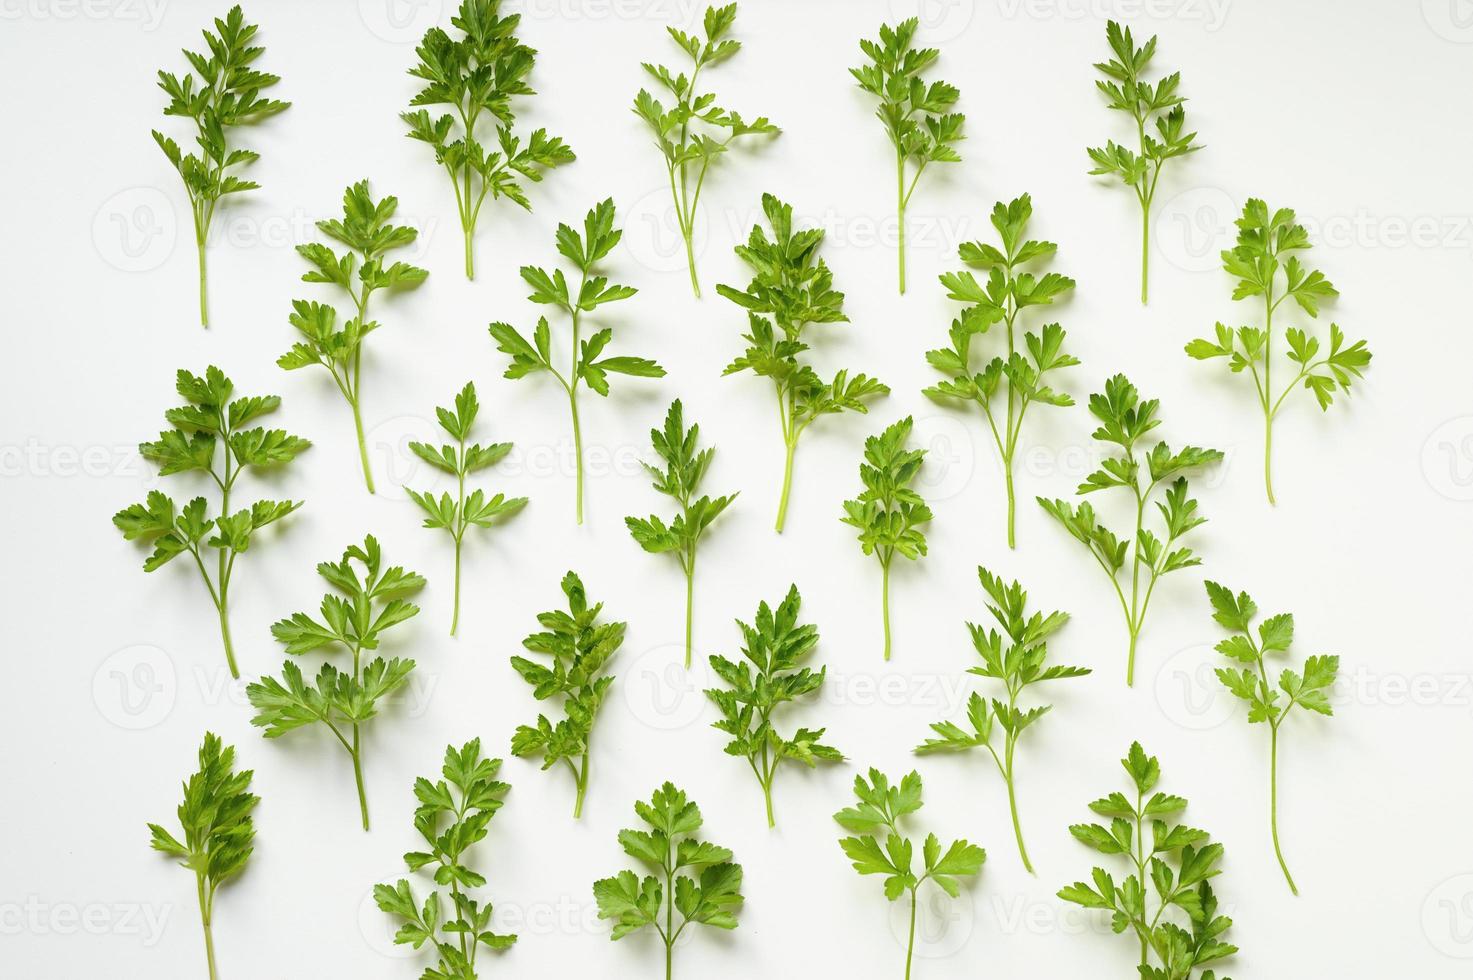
left=1269, top=725, right=1298, bottom=895
left=350, top=396, right=375, bottom=494
left=1264, top=408, right=1276, bottom=505
left=196, top=228, right=210, bottom=329
left=573, top=751, right=589, bottom=819
left=463, top=225, right=475, bottom=280
left=216, top=602, right=239, bottom=680
left=896, top=148, right=907, bottom=294
left=351, top=728, right=369, bottom=831
left=1140, top=198, right=1150, bottom=305
left=1004, top=459, right=1017, bottom=549
left=569, top=390, right=584, bottom=525
left=775, top=436, right=796, bottom=533
left=1003, top=740, right=1033, bottom=874
left=683, top=229, right=700, bottom=298
left=903, top=886, right=918, bottom=980
left=762, top=779, right=775, bottom=829
left=450, top=536, right=463, bottom=637
left=683, top=563, right=695, bottom=669
left=196, top=874, right=218, bottom=980
left=880, top=560, right=893, bottom=661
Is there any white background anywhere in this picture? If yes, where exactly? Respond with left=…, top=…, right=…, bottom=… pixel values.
left=3, top=0, right=1471, bottom=976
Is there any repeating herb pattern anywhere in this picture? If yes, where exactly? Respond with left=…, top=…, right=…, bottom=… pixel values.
left=509, top=571, right=626, bottom=818
left=924, top=195, right=1077, bottom=548
left=634, top=2, right=778, bottom=296
left=850, top=18, right=964, bottom=293
left=246, top=535, right=425, bottom=830
left=1038, top=375, right=1222, bottom=685
left=916, top=568, right=1089, bottom=872
left=278, top=181, right=428, bottom=493
left=375, top=739, right=518, bottom=978
left=1203, top=582, right=1339, bottom=894
left=114, top=366, right=309, bottom=679
left=1086, top=20, right=1202, bottom=304
left=405, top=382, right=527, bottom=636
left=153, top=5, right=288, bottom=326
left=626, top=400, right=737, bottom=667
left=840, top=417, right=932, bottom=659
left=403, top=0, right=574, bottom=278
left=705, top=586, right=843, bottom=826
left=1059, top=743, right=1237, bottom=980
left=147, top=733, right=257, bottom=980
left=489, top=199, right=666, bottom=524
left=718, top=193, right=889, bottom=531
left=1186, top=199, right=1372, bottom=503
left=594, top=783, right=744, bottom=980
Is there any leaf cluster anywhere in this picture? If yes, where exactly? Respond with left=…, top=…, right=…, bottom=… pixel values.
left=626, top=399, right=736, bottom=562
left=1086, top=20, right=1200, bottom=187
left=850, top=18, right=964, bottom=167
left=1204, top=583, right=1338, bottom=726
left=840, top=417, right=932, bottom=564
left=834, top=769, right=985, bottom=901
left=407, top=382, right=527, bottom=540
left=148, top=732, right=257, bottom=893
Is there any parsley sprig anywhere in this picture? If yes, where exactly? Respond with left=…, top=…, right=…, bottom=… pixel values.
left=705, top=586, right=843, bottom=826
left=509, top=571, right=626, bottom=818
left=114, top=366, right=309, bottom=679
left=594, top=782, right=743, bottom=980
left=840, top=417, right=932, bottom=659
left=1037, top=375, right=1221, bottom=685
left=834, top=769, right=985, bottom=980
left=916, top=568, right=1089, bottom=872
left=1059, top=742, right=1237, bottom=980
left=489, top=199, right=666, bottom=524
left=634, top=3, right=778, bottom=296
left=1087, top=20, right=1202, bottom=304
left=1203, top=582, right=1339, bottom=895
left=403, top=0, right=575, bottom=279
left=246, top=535, right=425, bottom=830
left=626, top=400, right=737, bottom=667
left=850, top=18, right=964, bottom=294
left=1185, top=199, right=1372, bottom=503
left=375, top=739, right=517, bottom=977
left=924, top=194, right=1078, bottom=547
left=279, top=181, right=428, bottom=493
left=406, top=382, right=527, bottom=636
left=718, top=193, right=889, bottom=531
left=153, top=5, right=289, bottom=327
left=148, top=733, right=257, bottom=980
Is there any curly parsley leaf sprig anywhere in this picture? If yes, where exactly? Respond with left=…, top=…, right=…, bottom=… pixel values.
left=634, top=3, right=778, bottom=297
left=916, top=569, right=1088, bottom=872
left=718, top=193, right=889, bottom=531
left=834, top=769, right=985, bottom=980
left=113, top=366, right=309, bottom=679
left=1203, top=582, right=1338, bottom=895
left=1059, top=742, right=1238, bottom=980
left=850, top=18, right=964, bottom=294
left=594, top=782, right=743, bottom=980
left=626, top=400, right=737, bottom=667
left=705, top=586, right=842, bottom=827
left=406, top=382, right=527, bottom=636
left=1037, top=374, right=1222, bottom=686
left=374, top=739, right=517, bottom=978
left=1087, top=20, right=1202, bottom=304
left=509, top=571, right=626, bottom=818
left=153, top=4, right=289, bottom=327
left=403, top=0, right=575, bottom=279
left=924, top=194, right=1078, bottom=548
left=1185, top=199, right=1372, bottom=504
left=148, top=733, right=257, bottom=980
left=489, top=199, right=666, bottom=524
left=841, top=417, right=932, bottom=659
left=278, top=181, right=427, bottom=494
left=246, top=535, right=425, bottom=831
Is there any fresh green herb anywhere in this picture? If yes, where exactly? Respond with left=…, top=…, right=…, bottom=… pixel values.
left=1185, top=199, right=1372, bottom=504
left=850, top=18, right=964, bottom=294
left=718, top=193, right=889, bottom=531
left=489, top=199, right=666, bottom=524
left=403, top=0, right=575, bottom=279
left=593, top=782, right=743, bottom=980
left=148, top=733, right=257, bottom=980
left=1086, top=20, right=1202, bottom=304
left=114, top=366, right=309, bottom=679
left=705, top=586, right=842, bottom=827
left=375, top=739, right=517, bottom=977
left=153, top=5, right=289, bottom=327
left=923, top=194, right=1078, bottom=548
left=245, top=535, right=425, bottom=831
left=1202, top=582, right=1338, bottom=895
left=840, top=417, right=932, bottom=659
left=1037, top=375, right=1221, bottom=686
left=626, top=400, right=737, bottom=667
left=1058, top=742, right=1237, bottom=980
left=834, top=768, right=985, bottom=980
left=278, top=181, right=428, bottom=494
left=916, top=568, right=1089, bottom=873
left=508, top=571, right=625, bottom=818
left=634, top=3, right=778, bottom=296
left=406, top=382, right=527, bottom=636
